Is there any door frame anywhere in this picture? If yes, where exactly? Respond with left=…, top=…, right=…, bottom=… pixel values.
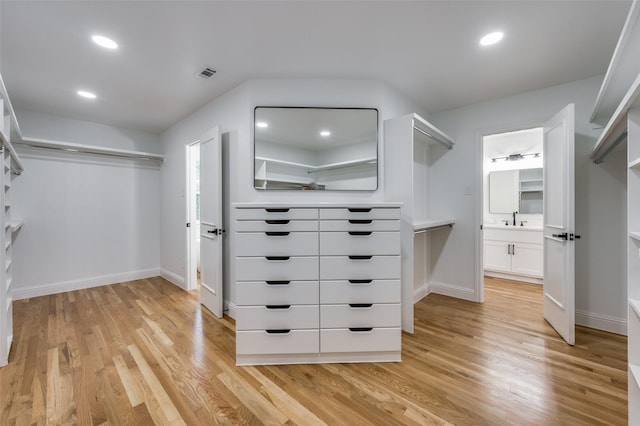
left=185, top=140, right=201, bottom=291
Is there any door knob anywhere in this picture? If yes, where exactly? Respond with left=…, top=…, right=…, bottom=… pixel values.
left=552, top=232, right=569, bottom=240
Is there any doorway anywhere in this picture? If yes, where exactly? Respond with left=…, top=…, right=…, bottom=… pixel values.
left=186, top=142, right=201, bottom=291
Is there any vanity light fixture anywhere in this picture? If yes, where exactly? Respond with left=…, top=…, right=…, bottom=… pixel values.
left=480, top=31, right=504, bottom=46
left=491, top=152, right=539, bottom=162
left=256, top=122, right=268, bottom=128
left=320, top=130, right=331, bottom=137
left=91, top=35, right=118, bottom=49
left=77, top=90, right=97, bottom=99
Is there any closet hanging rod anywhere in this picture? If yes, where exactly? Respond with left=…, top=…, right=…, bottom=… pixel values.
left=413, top=125, right=454, bottom=149
left=593, top=129, right=627, bottom=164
left=413, top=224, right=453, bottom=234
left=15, top=137, right=165, bottom=162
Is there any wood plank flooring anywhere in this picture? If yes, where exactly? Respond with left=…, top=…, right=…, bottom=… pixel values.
left=0, top=276, right=627, bottom=425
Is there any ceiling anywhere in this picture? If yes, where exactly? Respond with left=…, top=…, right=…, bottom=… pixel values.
left=0, top=1, right=632, bottom=135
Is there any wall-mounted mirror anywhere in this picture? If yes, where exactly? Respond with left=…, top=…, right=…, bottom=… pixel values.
left=489, top=168, right=543, bottom=214
left=254, top=107, right=378, bottom=190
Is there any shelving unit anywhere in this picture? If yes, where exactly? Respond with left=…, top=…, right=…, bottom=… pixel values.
left=16, top=137, right=165, bottom=162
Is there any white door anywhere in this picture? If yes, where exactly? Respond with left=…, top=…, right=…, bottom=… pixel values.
left=199, top=127, right=224, bottom=318
left=543, top=104, right=575, bottom=345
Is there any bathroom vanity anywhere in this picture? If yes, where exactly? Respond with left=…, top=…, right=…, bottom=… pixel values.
left=483, top=225, right=543, bottom=283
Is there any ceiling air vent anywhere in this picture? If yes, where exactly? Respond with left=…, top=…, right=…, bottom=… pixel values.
left=197, top=67, right=216, bottom=79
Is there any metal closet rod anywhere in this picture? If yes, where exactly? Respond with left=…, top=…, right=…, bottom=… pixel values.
left=15, top=141, right=164, bottom=161
left=593, top=129, right=627, bottom=164
left=413, top=125, right=453, bottom=149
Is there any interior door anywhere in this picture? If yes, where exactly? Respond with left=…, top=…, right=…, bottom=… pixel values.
left=199, top=127, right=223, bottom=318
left=543, top=104, right=575, bottom=345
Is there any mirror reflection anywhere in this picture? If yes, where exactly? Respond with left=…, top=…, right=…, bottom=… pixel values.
left=254, top=107, right=378, bottom=190
left=489, top=168, right=543, bottom=214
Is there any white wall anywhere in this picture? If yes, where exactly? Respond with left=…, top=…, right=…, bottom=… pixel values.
left=12, top=109, right=162, bottom=298
left=428, top=75, right=627, bottom=333
left=159, top=78, right=426, bottom=312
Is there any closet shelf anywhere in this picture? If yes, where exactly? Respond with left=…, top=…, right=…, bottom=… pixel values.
left=412, top=114, right=454, bottom=149
left=16, top=137, right=165, bottom=162
left=413, top=218, right=455, bottom=233
left=630, top=157, right=640, bottom=168
left=9, top=220, right=22, bottom=233
left=632, top=364, right=640, bottom=390
left=630, top=232, right=640, bottom=241
left=631, top=298, right=640, bottom=320
left=0, top=74, right=24, bottom=174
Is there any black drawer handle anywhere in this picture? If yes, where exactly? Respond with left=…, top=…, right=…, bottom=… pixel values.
left=266, top=280, right=290, bottom=285
left=266, top=305, right=291, bottom=310
left=349, top=303, right=373, bottom=308
left=349, top=255, right=372, bottom=260
left=349, top=219, right=372, bottom=224
left=265, top=208, right=289, bottom=213
left=349, top=231, right=372, bottom=236
left=266, top=256, right=290, bottom=261
left=265, top=329, right=291, bottom=334
left=348, top=208, right=372, bottom=213
left=349, top=279, right=372, bottom=284
left=349, top=327, right=373, bottom=332
left=265, top=219, right=289, bottom=225
left=265, top=232, right=290, bottom=236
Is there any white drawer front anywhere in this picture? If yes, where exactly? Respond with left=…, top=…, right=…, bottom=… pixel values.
left=236, top=220, right=318, bottom=232
left=319, top=207, right=400, bottom=220
left=236, top=305, right=319, bottom=331
left=320, top=256, right=400, bottom=280
left=237, top=330, right=319, bottom=355
left=236, top=232, right=318, bottom=256
left=320, top=280, right=400, bottom=304
left=236, top=257, right=319, bottom=281
left=237, top=281, right=319, bottom=305
left=236, top=208, right=318, bottom=221
left=320, top=328, right=401, bottom=353
left=320, top=232, right=400, bottom=256
left=320, top=304, right=400, bottom=328
left=319, top=219, right=400, bottom=232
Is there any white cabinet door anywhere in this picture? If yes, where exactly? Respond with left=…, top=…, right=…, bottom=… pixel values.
left=483, top=240, right=511, bottom=273
left=511, top=242, right=543, bottom=278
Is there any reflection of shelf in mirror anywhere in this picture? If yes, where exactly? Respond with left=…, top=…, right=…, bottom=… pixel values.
left=255, top=156, right=315, bottom=169
left=307, top=157, right=376, bottom=173
left=413, top=218, right=455, bottom=234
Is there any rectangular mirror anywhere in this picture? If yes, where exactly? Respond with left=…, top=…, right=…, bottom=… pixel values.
left=254, top=107, right=378, bottom=190
left=489, top=168, right=543, bottom=214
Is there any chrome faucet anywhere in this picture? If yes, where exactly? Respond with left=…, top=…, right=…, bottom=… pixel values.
left=512, top=211, right=517, bottom=226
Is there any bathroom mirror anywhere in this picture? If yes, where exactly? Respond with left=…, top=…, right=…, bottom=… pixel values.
left=254, top=107, right=378, bottom=190
left=489, top=168, right=543, bottom=214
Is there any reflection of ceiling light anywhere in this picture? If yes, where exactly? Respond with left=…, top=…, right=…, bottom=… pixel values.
left=480, top=31, right=504, bottom=46
left=320, top=130, right=331, bottom=137
left=256, top=122, right=268, bottom=128
left=77, top=90, right=97, bottom=99
left=492, top=152, right=539, bottom=162
left=92, top=35, right=118, bottom=49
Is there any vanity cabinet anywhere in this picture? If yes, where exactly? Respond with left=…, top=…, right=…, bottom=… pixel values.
left=483, top=228, right=543, bottom=282
left=234, top=204, right=401, bottom=365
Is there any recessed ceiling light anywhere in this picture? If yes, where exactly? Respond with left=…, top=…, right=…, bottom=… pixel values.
left=92, top=35, right=118, bottom=49
left=256, top=122, right=268, bottom=128
left=77, top=90, right=97, bottom=99
left=479, top=31, right=504, bottom=46
left=320, top=130, right=331, bottom=137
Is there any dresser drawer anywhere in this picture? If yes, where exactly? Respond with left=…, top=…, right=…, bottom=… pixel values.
left=237, top=281, right=319, bottom=305
left=320, top=232, right=400, bottom=256
left=319, top=219, right=400, bottom=232
left=236, top=257, right=319, bottom=281
left=237, top=330, right=319, bottom=355
left=236, top=208, right=318, bottom=221
left=320, top=304, right=400, bottom=328
left=320, top=328, right=401, bottom=353
left=236, top=305, right=319, bottom=331
left=319, top=207, right=400, bottom=220
left=236, top=220, right=318, bottom=232
left=320, top=280, right=400, bottom=304
left=320, top=256, right=400, bottom=280
left=236, top=232, right=318, bottom=256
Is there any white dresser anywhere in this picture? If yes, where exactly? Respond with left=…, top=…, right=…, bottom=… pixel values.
left=234, top=204, right=401, bottom=365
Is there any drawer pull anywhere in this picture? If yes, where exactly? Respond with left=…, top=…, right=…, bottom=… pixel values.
left=266, top=256, right=290, bottom=261
left=349, top=303, right=373, bottom=308
left=266, top=305, right=291, bottom=310
left=265, top=208, right=289, bottom=213
left=265, top=329, right=291, bottom=334
left=349, top=327, right=373, bottom=332
left=265, top=231, right=290, bottom=236
left=348, top=208, right=372, bottom=213
left=265, top=280, right=290, bottom=285
left=348, top=279, right=372, bottom=284
left=349, top=255, right=372, bottom=260
left=348, top=219, right=372, bottom=224
left=265, top=219, right=290, bottom=225
left=348, top=231, right=372, bottom=236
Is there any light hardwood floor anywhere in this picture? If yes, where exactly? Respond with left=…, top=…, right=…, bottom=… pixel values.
left=0, top=276, right=627, bottom=425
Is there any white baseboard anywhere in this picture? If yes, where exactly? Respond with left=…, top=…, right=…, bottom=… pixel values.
left=484, top=271, right=543, bottom=285
left=576, top=310, right=627, bottom=336
left=413, top=283, right=430, bottom=304
left=429, top=281, right=476, bottom=302
left=160, top=268, right=186, bottom=290
left=225, top=300, right=237, bottom=320
left=13, top=268, right=161, bottom=300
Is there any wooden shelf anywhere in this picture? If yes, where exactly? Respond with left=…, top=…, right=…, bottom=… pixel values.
left=17, top=137, right=165, bottom=162
left=413, top=218, right=455, bottom=233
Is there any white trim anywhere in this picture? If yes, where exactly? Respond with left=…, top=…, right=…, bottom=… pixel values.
left=484, top=271, right=543, bottom=285
left=13, top=268, right=161, bottom=300
left=160, top=268, right=186, bottom=290
left=576, top=310, right=627, bottom=336
left=236, top=351, right=401, bottom=366
left=413, top=283, right=430, bottom=304
left=224, top=300, right=238, bottom=319
left=429, top=281, right=476, bottom=301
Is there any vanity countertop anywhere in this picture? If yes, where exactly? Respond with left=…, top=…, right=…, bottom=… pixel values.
left=484, top=224, right=542, bottom=232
